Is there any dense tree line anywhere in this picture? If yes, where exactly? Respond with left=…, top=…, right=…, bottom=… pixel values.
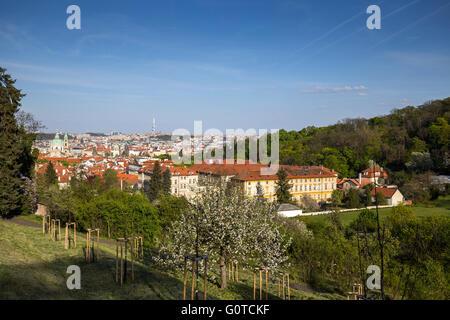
left=287, top=205, right=449, bottom=299
left=277, top=98, right=449, bottom=202
left=279, top=98, right=449, bottom=175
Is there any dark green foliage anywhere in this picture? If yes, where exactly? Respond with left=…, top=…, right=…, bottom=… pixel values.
left=289, top=203, right=449, bottom=299
left=147, top=161, right=163, bottom=201
left=279, top=98, right=450, bottom=179
left=364, top=184, right=374, bottom=206
left=44, top=162, right=58, bottom=187
left=331, top=189, right=344, bottom=207
left=76, top=190, right=160, bottom=247
left=0, top=67, right=36, bottom=216
left=102, top=168, right=119, bottom=191
left=162, top=168, right=171, bottom=195
left=156, top=193, right=189, bottom=236
left=376, top=191, right=388, bottom=205
left=345, top=188, right=361, bottom=208
left=349, top=209, right=377, bottom=233
left=275, top=168, right=293, bottom=203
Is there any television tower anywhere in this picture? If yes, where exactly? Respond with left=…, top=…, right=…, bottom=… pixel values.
left=152, top=117, right=156, bottom=136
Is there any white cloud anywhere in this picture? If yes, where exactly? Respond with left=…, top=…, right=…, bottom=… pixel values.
left=299, top=85, right=368, bottom=94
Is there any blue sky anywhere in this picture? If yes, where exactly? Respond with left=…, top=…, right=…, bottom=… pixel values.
left=1, top=0, right=449, bottom=133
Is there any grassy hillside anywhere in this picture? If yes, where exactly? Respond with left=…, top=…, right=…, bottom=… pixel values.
left=296, top=196, right=450, bottom=227
left=0, top=218, right=342, bottom=300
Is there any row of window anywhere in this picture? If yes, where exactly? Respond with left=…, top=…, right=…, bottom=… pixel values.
left=248, top=178, right=335, bottom=186
left=247, top=184, right=335, bottom=195
left=292, top=193, right=330, bottom=201
left=173, top=178, right=197, bottom=184
left=292, top=184, right=335, bottom=191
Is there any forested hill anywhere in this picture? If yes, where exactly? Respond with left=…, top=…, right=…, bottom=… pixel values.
left=279, top=98, right=450, bottom=179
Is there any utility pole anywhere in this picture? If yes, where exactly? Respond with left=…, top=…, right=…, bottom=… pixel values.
left=123, top=211, right=128, bottom=283
left=373, top=164, right=385, bottom=299
left=195, top=210, right=199, bottom=300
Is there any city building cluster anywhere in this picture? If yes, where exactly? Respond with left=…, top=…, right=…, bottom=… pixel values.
left=34, top=131, right=405, bottom=206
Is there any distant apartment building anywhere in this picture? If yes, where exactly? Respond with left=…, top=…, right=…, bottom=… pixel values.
left=234, top=165, right=338, bottom=205
left=169, top=167, right=199, bottom=199
left=191, top=163, right=338, bottom=205
left=137, top=165, right=199, bottom=200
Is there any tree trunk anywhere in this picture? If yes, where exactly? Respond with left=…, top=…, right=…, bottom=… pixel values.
left=220, top=249, right=227, bottom=289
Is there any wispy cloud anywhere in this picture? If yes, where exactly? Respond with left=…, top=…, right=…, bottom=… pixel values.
left=0, top=23, right=56, bottom=54
left=371, top=1, right=450, bottom=49
left=314, top=0, right=421, bottom=55
left=299, top=85, right=368, bottom=94
left=385, top=51, right=450, bottom=68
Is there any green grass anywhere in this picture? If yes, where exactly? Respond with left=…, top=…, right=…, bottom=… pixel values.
left=17, top=214, right=44, bottom=224
left=0, top=219, right=342, bottom=300
left=297, top=195, right=450, bottom=227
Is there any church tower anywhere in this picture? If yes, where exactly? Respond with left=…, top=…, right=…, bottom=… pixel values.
left=63, top=133, right=69, bottom=153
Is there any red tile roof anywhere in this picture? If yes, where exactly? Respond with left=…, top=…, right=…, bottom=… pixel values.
left=371, top=187, right=398, bottom=198
left=117, top=174, right=138, bottom=185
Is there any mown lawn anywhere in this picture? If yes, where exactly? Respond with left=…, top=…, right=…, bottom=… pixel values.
left=0, top=219, right=342, bottom=300
left=297, top=195, right=450, bottom=227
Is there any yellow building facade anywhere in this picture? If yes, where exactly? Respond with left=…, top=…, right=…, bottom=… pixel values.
left=242, top=176, right=337, bottom=204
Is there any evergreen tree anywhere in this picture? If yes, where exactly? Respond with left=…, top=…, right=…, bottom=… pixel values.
left=45, top=162, right=58, bottom=187
left=147, top=161, right=162, bottom=200
left=256, top=182, right=265, bottom=200
left=275, top=169, right=293, bottom=203
left=162, top=168, right=172, bottom=195
left=0, top=68, right=29, bottom=216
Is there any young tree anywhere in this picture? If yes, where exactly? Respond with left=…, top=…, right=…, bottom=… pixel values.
left=45, top=162, right=58, bottom=187
left=157, top=181, right=290, bottom=289
left=275, top=169, right=293, bottom=203
left=162, top=168, right=172, bottom=195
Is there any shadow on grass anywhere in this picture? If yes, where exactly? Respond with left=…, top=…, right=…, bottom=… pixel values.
left=0, top=250, right=222, bottom=300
